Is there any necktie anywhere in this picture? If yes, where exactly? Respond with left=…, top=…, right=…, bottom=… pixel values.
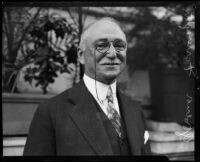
left=106, top=86, right=122, bottom=137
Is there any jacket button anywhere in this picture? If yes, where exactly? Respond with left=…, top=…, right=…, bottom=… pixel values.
left=120, top=140, right=124, bottom=145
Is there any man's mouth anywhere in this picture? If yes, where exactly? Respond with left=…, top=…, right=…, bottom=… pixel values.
left=101, top=63, right=120, bottom=65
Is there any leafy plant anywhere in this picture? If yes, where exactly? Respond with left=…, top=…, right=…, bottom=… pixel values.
left=2, top=7, right=47, bottom=92
left=23, top=14, right=79, bottom=94
left=2, top=7, right=83, bottom=94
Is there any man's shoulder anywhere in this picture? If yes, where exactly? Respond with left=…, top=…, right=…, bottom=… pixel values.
left=39, top=81, right=85, bottom=109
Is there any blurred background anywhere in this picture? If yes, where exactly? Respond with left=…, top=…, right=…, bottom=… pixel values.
left=2, top=3, right=195, bottom=160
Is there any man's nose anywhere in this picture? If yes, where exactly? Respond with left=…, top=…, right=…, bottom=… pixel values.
left=107, top=43, right=117, bottom=58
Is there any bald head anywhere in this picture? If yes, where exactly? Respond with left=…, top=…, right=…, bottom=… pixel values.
left=79, top=17, right=126, bottom=51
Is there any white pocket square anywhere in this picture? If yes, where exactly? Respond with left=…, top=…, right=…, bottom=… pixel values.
left=144, top=130, right=149, bottom=144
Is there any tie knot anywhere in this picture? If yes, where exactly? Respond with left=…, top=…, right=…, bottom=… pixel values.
left=106, top=86, right=113, bottom=103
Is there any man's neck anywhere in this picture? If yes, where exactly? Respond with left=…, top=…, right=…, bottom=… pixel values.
left=83, top=74, right=117, bottom=94
left=84, top=74, right=116, bottom=85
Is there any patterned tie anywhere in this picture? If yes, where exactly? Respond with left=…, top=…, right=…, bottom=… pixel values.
left=106, top=86, right=122, bottom=137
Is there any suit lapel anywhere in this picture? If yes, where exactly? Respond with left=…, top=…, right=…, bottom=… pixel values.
left=67, top=81, right=113, bottom=155
left=117, top=91, right=142, bottom=155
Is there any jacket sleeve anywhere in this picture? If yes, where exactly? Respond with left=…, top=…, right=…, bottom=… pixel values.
left=23, top=103, right=56, bottom=156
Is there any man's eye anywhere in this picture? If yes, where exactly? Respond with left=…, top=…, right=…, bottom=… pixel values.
left=114, top=43, right=126, bottom=49
left=96, top=43, right=108, bottom=49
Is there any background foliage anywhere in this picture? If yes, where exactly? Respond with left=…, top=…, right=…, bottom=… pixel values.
left=2, top=7, right=82, bottom=93
left=2, top=5, right=195, bottom=93
left=124, top=5, right=194, bottom=72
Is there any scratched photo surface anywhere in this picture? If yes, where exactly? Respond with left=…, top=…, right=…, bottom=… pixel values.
left=2, top=2, right=195, bottom=160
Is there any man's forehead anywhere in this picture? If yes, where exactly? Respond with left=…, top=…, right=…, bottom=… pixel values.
left=89, top=20, right=122, bottom=33
left=84, top=20, right=126, bottom=41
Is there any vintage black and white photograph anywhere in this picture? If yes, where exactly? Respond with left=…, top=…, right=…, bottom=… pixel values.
left=2, top=1, right=197, bottom=161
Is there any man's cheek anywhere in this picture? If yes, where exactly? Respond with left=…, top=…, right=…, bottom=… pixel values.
left=117, top=52, right=126, bottom=62
left=96, top=53, right=107, bottom=63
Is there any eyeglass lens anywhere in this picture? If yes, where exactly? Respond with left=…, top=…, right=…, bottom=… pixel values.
left=95, top=40, right=126, bottom=53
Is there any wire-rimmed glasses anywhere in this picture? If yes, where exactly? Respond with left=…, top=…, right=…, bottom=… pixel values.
left=95, top=39, right=127, bottom=54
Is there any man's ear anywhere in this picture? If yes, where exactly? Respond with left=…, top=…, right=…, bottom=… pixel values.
left=77, top=47, right=85, bottom=65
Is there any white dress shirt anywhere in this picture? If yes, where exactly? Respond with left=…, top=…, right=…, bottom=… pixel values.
left=83, top=74, right=120, bottom=116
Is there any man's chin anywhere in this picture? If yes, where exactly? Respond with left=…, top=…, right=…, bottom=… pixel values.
left=102, top=72, right=120, bottom=83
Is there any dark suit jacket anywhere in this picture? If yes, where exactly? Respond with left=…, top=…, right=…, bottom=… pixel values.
left=23, top=80, right=151, bottom=156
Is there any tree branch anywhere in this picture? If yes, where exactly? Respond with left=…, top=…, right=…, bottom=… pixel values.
left=65, top=7, right=79, bottom=27
left=15, top=7, right=44, bottom=56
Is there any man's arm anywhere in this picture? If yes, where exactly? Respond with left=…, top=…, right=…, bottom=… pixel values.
left=23, top=103, right=56, bottom=156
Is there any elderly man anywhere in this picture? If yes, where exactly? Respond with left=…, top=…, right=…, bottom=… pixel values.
left=23, top=17, right=151, bottom=156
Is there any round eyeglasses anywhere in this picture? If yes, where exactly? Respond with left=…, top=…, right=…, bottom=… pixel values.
left=95, top=40, right=127, bottom=54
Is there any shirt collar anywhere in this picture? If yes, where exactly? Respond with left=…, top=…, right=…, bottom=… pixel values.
left=83, top=74, right=117, bottom=102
